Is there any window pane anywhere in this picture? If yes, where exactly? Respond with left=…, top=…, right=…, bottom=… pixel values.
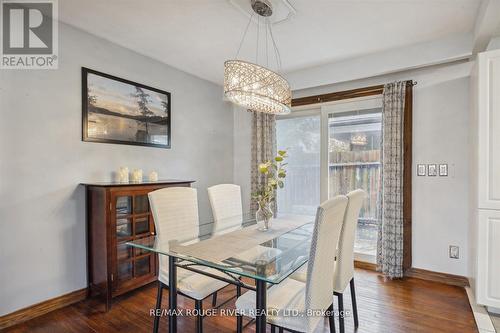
left=276, top=115, right=320, bottom=216
left=328, top=108, right=381, bottom=257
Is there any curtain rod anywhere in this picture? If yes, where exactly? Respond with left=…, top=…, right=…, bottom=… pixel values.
left=291, top=80, right=417, bottom=107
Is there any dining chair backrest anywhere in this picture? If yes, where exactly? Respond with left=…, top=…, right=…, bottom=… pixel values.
left=305, top=195, right=348, bottom=332
left=333, top=189, right=366, bottom=292
left=207, top=184, right=243, bottom=232
left=149, top=187, right=200, bottom=241
left=148, top=187, right=200, bottom=281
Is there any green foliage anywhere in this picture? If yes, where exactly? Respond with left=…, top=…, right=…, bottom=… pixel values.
left=252, top=149, right=289, bottom=207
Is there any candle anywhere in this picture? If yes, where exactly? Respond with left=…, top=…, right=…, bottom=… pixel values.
left=131, top=169, right=143, bottom=182
left=149, top=171, right=158, bottom=182
left=117, top=167, right=129, bottom=183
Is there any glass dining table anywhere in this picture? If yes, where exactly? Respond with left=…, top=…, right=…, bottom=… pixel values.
left=126, top=213, right=315, bottom=333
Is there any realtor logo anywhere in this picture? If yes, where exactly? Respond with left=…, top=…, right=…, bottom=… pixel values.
left=1, top=0, right=58, bottom=69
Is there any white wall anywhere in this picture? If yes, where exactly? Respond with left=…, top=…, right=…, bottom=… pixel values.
left=234, top=61, right=472, bottom=276
left=487, top=36, right=500, bottom=50
left=0, top=23, right=233, bottom=315
left=285, top=34, right=472, bottom=90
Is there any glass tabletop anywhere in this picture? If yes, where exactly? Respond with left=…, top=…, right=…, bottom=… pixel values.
left=126, top=213, right=315, bottom=284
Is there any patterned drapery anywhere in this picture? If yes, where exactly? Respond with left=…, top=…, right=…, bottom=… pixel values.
left=377, top=81, right=406, bottom=278
left=250, top=111, right=276, bottom=214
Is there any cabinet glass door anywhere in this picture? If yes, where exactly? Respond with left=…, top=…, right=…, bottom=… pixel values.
left=116, top=218, right=132, bottom=239
left=134, top=195, right=149, bottom=214
left=135, top=216, right=151, bottom=236
left=117, top=261, right=133, bottom=281
left=135, top=256, right=153, bottom=277
left=116, top=196, right=132, bottom=216
left=113, top=190, right=156, bottom=291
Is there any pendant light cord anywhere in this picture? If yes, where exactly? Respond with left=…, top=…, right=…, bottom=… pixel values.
left=234, top=9, right=282, bottom=72
left=256, top=14, right=260, bottom=64
left=268, top=21, right=282, bottom=71
left=235, top=12, right=255, bottom=59
left=265, top=17, right=269, bottom=68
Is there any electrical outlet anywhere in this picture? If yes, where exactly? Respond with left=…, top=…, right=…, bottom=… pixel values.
left=449, top=245, right=460, bottom=259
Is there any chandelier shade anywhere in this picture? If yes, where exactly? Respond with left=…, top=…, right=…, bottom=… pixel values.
left=224, top=60, right=291, bottom=115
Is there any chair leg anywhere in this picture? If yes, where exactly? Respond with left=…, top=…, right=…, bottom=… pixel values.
left=350, top=278, right=359, bottom=328
left=337, top=293, right=345, bottom=333
left=236, top=315, right=243, bottom=333
left=271, top=324, right=276, bottom=333
left=279, top=327, right=284, bottom=333
left=195, top=299, right=203, bottom=333
left=153, top=281, right=163, bottom=333
left=236, top=285, right=242, bottom=333
left=327, top=303, right=336, bottom=333
left=212, top=291, right=218, bottom=307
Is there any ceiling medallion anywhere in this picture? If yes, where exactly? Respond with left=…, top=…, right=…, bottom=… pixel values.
left=224, top=0, right=292, bottom=115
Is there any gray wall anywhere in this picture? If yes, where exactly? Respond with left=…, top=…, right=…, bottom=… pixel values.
left=0, top=23, right=233, bottom=315
left=233, top=61, right=472, bottom=276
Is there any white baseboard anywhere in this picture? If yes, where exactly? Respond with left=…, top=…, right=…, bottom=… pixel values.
left=488, top=307, right=500, bottom=315
left=465, top=287, right=496, bottom=333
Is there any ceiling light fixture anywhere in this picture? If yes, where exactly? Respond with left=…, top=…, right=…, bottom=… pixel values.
left=224, top=0, right=292, bottom=115
left=351, top=133, right=368, bottom=146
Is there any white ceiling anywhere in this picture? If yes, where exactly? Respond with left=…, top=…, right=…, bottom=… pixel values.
left=59, top=0, right=481, bottom=85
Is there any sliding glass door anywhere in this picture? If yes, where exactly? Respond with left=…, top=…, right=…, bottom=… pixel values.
left=277, top=97, right=382, bottom=262
left=324, top=99, right=382, bottom=261
left=276, top=112, right=321, bottom=216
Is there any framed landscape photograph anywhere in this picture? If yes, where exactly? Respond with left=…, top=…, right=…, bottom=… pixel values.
left=82, top=68, right=171, bottom=148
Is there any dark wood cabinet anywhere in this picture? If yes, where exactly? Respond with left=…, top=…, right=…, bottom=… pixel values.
left=83, top=180, right=194, bottom=309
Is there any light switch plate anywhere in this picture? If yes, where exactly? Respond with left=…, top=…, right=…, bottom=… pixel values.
left=449, top=245, right=459, bottom=259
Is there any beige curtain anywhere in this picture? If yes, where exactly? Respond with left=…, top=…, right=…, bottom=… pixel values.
left=377, top=81, right=406, bottom=279
left=250, top=111, right=276, bottom=214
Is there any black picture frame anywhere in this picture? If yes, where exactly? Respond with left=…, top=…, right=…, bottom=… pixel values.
left=82, top=67, right=171, bottom=149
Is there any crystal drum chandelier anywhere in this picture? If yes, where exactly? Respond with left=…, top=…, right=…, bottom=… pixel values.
left=351, top=133, right=368, bottom=146
left=224, top=0, right=292, bottom=114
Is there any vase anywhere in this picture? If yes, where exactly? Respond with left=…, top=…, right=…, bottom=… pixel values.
left=256, top=201, right=273, bottom=231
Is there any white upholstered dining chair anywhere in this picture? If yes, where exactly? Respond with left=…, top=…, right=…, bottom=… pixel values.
left=290, top=189, right=365, bottom=333
left=208, top=184, right=282, bottom=260
left=207, top=183, right=282, bottom=310
left=148, top=187, right=228, bottom=333
left=207, top=184, right=243, bottom=233
left=235, top=195, right=348, bottom=333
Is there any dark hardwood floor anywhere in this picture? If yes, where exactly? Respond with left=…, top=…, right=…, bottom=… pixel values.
left=3, top=269, right=477, bottom=333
